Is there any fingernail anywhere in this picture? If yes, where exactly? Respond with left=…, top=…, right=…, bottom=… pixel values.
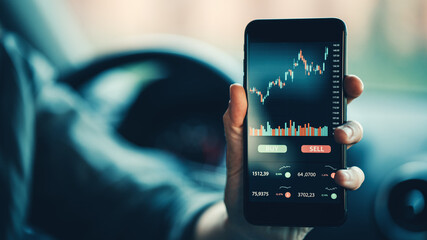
left=338, top=125, right=354, bottom=139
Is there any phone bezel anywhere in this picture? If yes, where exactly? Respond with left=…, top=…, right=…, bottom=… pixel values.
left=243, top=18, right=347, bottom=226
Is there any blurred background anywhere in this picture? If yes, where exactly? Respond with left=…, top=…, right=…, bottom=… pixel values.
left=4, top=0, right=427, bottom=90
left=1, top=0, right=427, bottom=239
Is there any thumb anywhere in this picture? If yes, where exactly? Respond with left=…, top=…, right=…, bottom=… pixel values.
left=223, top=84, right=247, bottom=177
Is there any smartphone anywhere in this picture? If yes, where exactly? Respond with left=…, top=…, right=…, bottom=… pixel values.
left=243, top=18, right=347, bottom=226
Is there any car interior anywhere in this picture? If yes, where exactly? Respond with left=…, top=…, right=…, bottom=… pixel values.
left=1, top=1, right=426, bottom=239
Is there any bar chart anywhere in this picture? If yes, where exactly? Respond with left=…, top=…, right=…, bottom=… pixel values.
left=249, top=120, right=328, bottom=137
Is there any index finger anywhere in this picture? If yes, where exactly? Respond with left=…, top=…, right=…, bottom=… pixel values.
left=344, top=75, right=364, bottom=104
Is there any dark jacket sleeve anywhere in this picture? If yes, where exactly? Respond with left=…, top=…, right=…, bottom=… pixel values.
left=0, top=32, right=223, bottom=240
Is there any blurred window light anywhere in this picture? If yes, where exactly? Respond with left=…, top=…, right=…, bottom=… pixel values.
left=31, top=0, right=427, bottom=92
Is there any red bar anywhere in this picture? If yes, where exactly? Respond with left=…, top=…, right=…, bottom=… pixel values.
left=301, top=145, right=331, bottom=153
left=318, top=127, right=321, bottom=136
left=272, top=129, right=275, bottom=136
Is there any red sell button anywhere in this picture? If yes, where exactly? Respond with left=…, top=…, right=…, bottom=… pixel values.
left=301, top=145, right=331, bottom=153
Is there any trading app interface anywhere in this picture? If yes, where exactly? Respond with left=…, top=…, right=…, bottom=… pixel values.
left=247, top=41, right=343, bottom=203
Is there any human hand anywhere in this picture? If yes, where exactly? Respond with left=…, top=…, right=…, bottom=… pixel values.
left=195, top=75, right=365, bottom=240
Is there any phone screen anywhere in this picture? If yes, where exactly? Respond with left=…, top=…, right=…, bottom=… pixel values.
left=244, top=19, right=346, bottom=225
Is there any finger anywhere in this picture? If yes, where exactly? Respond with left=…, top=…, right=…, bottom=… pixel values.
left=344, top=75, right=364, bottom=104
left=334, top=166, right=365, bottom=190
left=334, top=121, right=363, bottom=149
left=224, top=84, right=247, bottom=128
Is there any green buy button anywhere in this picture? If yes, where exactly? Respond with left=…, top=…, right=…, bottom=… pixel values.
left=257, top=145, right=287, bottom=153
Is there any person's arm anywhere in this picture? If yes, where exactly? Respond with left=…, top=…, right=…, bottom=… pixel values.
left=194, top=76, right=365, bottom=240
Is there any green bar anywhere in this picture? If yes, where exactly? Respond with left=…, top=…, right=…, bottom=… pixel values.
left=284, top=123, right=288, bottom=136
left=258, top=145, right=287, bottom=153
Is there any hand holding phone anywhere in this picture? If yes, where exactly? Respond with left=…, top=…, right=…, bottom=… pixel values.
left=195, top=18, right=365, bottom=240
left=217, top=77, right=364, bottom=238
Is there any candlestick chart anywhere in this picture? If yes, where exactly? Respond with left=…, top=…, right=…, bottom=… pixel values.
left=247, top=42, right=340, bottom=138
left=249, top=47, right=328, bottom=105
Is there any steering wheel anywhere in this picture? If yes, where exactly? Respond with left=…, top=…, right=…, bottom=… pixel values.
left=60, top=40, right=241, bottom=166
